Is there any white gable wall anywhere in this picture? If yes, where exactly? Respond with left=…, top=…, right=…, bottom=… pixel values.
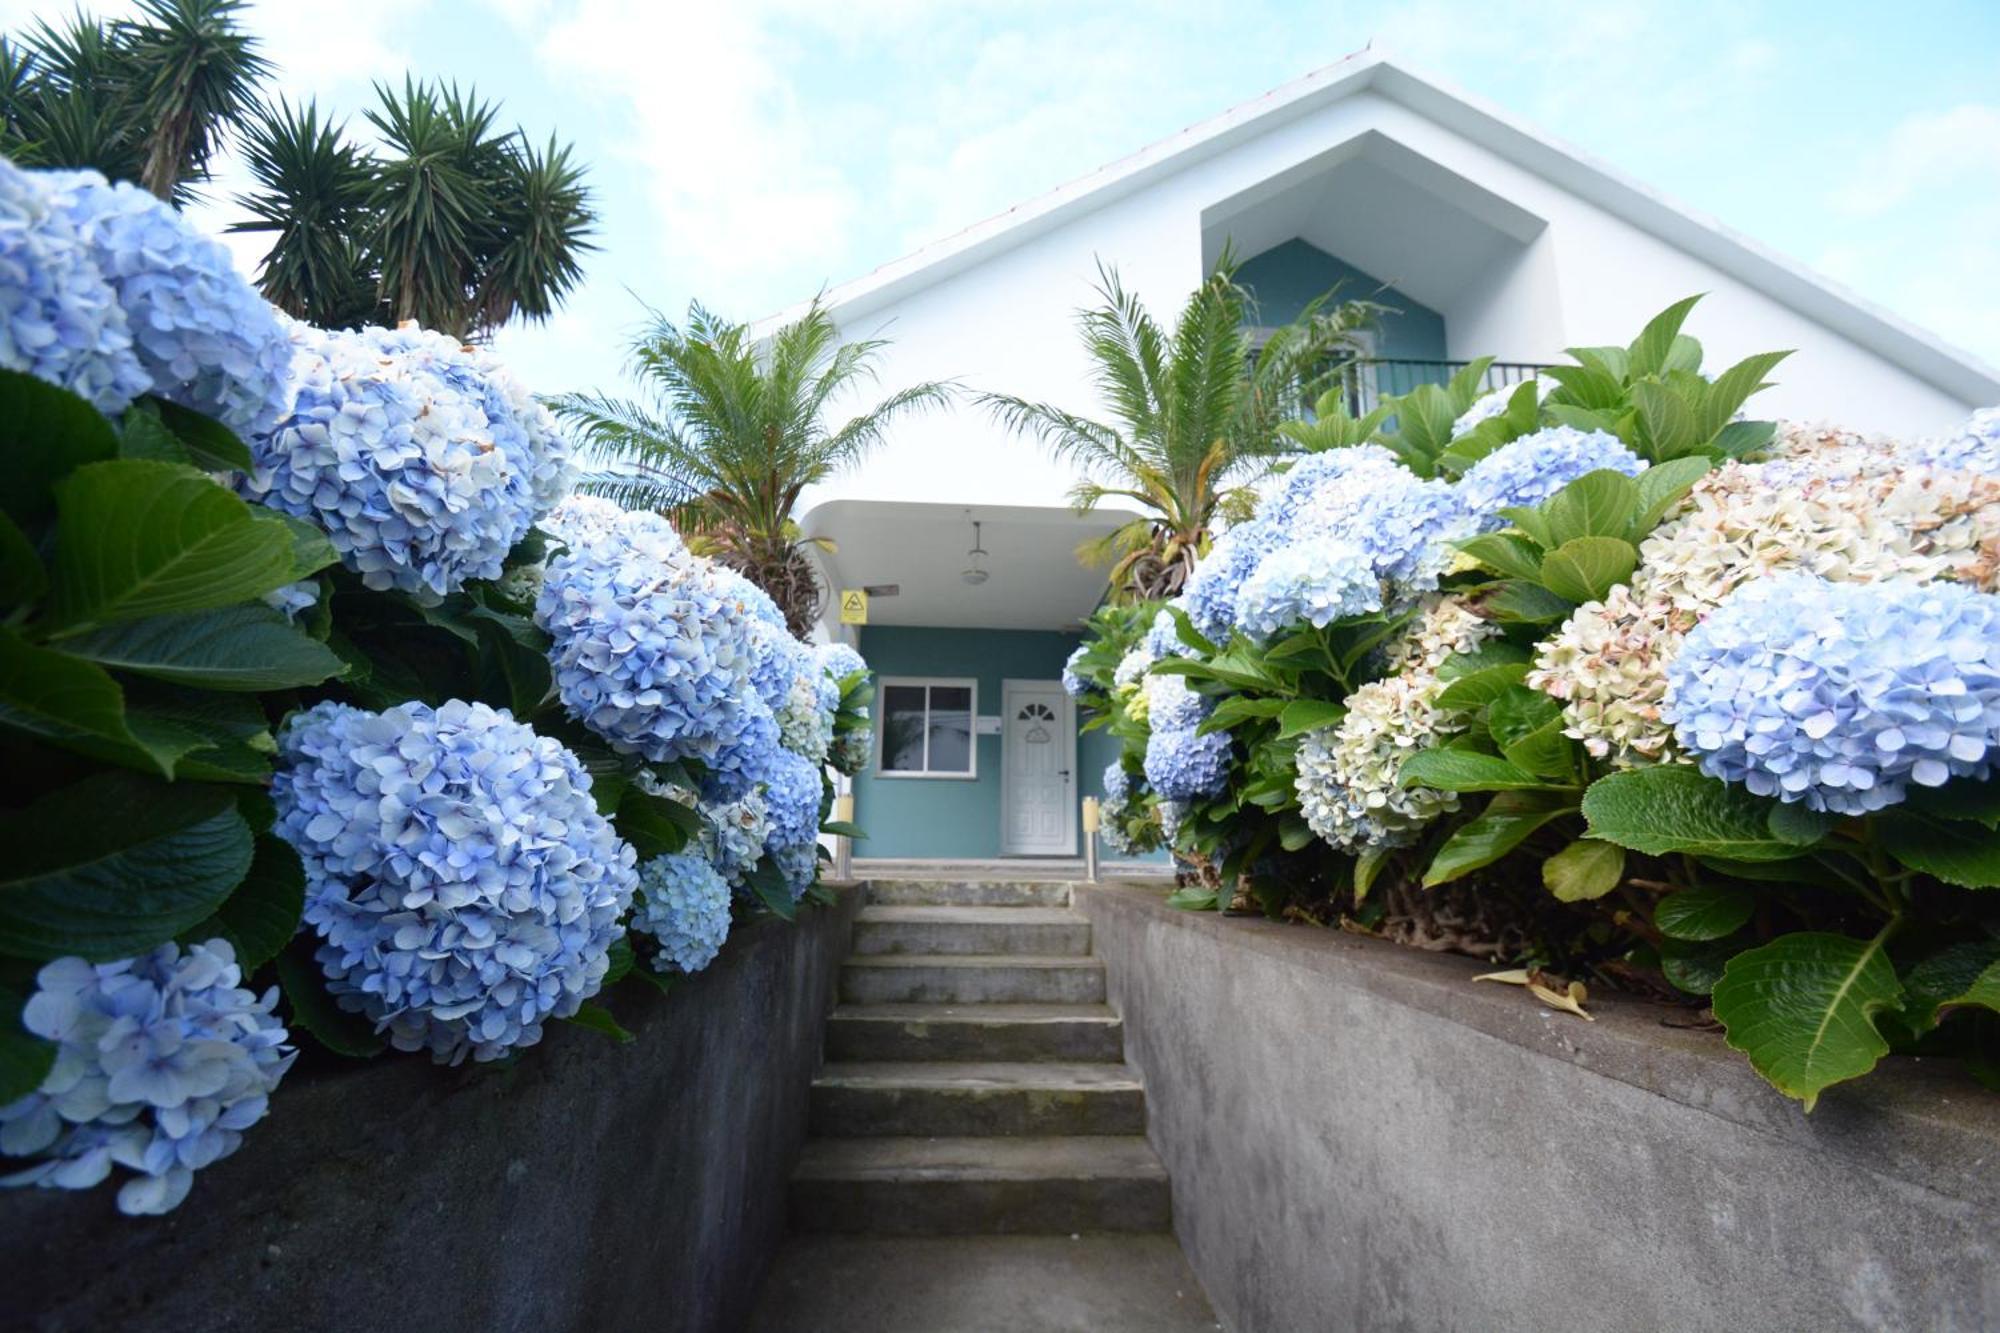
left=802, top=80, right=1987, bottom=519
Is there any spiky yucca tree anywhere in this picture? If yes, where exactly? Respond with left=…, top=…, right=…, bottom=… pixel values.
left=0, top=0, right=270, bottom=202
left=980, top=258, right=1380, bottom=602
left=553, top=301, right=954, bottom=637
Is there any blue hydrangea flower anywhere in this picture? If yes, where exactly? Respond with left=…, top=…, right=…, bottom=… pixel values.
left=1062, top=644, right=1089, bottom=698
left=699, top=787, right=770, bottom=886
left=1182, top=524, right=1274, bottom=642
left=696, top=696, right=783, bottom=803
left=358, top=323, right=572, bottom=512
left=1145, top=671, right=1209, bottom=734
left=832, top=726, right=873, bottom=775
left=1234, top=537, right=1385, bottom=640
left=1143, top=606, right=1185, bottom=659
left=272, top=699, right=638, bottom=1064
left=41, top=168, right=291, bottom=437
left=0, top=940, right=293, bottom=1216
left=0, top=158, right=150, bottom=411
left=1103, top=762, right=1133, bottom=806
left=262, top=579, right=319, bottom=621
left=816, top=641, right=868, bottom=683
left=771, top=635, right=837, bottom=763
left=1450, top=387, right=1513, bottom=439
left=1903, top=407, right=2000, bottom=476
left=761, top=747, right=824, bottom=850
left=242, top=323, right=543, bottom=600
left=537, top=505, right=765, bottom=765
left=772, top=841, right=819, bottom=901
left=633, top=853, right=732, bottom=973
left=1455, top=426, right=1643, bottom=526
left=1143, top=724, right=1232, bottom=801
left=1665, top=573, right=2000, bottom=814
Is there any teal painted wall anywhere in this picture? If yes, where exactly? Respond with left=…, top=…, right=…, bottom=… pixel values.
left=1235, top=238, right=1446, bottom=364
left=854, top=625, right=1164, bottom=862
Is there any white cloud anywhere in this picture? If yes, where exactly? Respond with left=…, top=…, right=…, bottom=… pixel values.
left=1830, top=104, right=2000, bottom=218
left=534, top=1, right=862, bottom=302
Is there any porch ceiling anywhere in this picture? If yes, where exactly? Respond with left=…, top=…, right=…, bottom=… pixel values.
left=802, top=500, right=1138, bottom=631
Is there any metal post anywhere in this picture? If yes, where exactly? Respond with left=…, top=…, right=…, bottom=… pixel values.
left=1081, top=796, right=1100, bottom=884
left=832, top=790, right=854, bottom=882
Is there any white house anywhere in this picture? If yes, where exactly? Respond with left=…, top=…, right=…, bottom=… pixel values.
left=774, top=49, right=2000, bottom=867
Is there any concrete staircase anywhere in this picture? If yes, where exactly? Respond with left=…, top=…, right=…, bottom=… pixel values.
left=788, top=879, right=1173, bottom=1237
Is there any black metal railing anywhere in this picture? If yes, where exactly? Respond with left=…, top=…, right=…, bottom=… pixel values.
left=1332, top=358, right=1550, bottom=417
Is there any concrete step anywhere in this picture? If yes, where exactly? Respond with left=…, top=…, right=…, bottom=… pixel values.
left=851, top=906, right=1091, bottom=957
left=810, top=1062, right=1147, bottom=1137
left=841, top=955, right=1106, bottom=1005
left=826, top=1003, right=1124, bottom=1063
left=790, top=1136, right=1171, bottom=1235
left=864, top=880, right=1073, bottom=908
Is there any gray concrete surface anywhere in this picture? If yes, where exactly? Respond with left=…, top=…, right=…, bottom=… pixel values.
left=791, top=1136, right=1170, bottom=1233
left=825, top=1001, right=1126, bottom=1062
left=0, top=887, right=861, bottom=1333
left=1080, top=882, right=2000, bottom=1333
left=809, top=1060, right=1146, bottom=1136
left=748, top=1234, right=1221, bottom=1331
left=851, top=905, right=1094, bottom=955
left=840, top=953, right=1108, bottom=1003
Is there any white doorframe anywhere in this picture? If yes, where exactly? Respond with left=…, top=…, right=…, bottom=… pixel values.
left=1000, top=678, right=1077, bottom=856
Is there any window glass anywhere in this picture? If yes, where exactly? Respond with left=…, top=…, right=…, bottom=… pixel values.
left=881, top=684, right=928, bottom=772
left=928, top=685, right=973, bottom=773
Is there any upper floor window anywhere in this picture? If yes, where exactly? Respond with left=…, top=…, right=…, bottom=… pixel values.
left=877, top=678, right=977, bottom=779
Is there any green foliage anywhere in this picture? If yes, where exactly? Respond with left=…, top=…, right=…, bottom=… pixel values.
left=980, top=254, right=1384, bottom=602
left=0, top=3, right=595, bottom=337
left=1539, top=297, right=1790, bottom=463
left=553, top=299, right=951, bottom=635
left=1711, top=930, right=1902, bottom=1111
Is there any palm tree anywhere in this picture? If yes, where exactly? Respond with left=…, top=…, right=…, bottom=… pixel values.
left=0, top=1, right=269, bottom=203
left=979, top=257, right=1381, bottom=602
left=552, top=300, right=955, bottom=637
left=234, top=80, right=596, bottom=338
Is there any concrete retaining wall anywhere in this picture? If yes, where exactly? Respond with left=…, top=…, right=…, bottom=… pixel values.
left=1079, top=883, right=2000, bottom=1333
left=1, top=886, right=861, bottom=1333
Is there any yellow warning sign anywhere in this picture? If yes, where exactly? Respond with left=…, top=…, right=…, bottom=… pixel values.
left=838, top=589, right=869, bottom=625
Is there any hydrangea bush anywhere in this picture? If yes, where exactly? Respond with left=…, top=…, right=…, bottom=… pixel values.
left=0, top=159, right=861, bottom=1216
left=1074, top=295, right=2000, bottom=1108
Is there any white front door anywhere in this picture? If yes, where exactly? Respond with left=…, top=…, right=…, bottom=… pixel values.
left=1001, top=680, right=1076, bottom=856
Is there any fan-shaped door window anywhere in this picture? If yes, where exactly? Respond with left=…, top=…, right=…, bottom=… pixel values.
left=1016, top=701, right=1055, bottom=744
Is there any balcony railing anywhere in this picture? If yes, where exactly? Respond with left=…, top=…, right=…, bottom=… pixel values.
left=1329, top=358, right=1550, bottom=417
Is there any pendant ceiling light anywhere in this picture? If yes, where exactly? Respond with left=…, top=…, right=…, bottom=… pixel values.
left=961, top=517, right=990, bottom=585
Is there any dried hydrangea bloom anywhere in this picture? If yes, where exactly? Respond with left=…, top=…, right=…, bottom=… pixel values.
left=1296, top=595, right=1499, bottom=852
left=1531, top=447, right=2000, bottom=763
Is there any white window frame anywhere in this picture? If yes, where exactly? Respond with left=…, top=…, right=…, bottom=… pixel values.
left=875, top=676, right=980, bottom=781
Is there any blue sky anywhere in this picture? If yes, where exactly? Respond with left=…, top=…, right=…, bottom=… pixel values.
left=11, top=0, right=1999, bottom=397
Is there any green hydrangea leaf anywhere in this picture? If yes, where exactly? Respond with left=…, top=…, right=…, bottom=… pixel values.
left=181, top=835, right=306, bottom=970
left=1539, top=536, right=1638, bottom=604
left=1400, top=748, right=1556, bottom=793
left=1434, top=663, right=1530, bottom=712
left=1710, top=930, right=1902, bottom=1110
left=1899, top=940, right=2000, bottom=1032
left=0, top=772, right=253, bottom=961
left=45, top=460, right=298, bottom=631
left=0, top=370, right=119, bottom=525
left=1655, top=885, right=1755, bottom=941
left=1542, top=838, right=1625, bottom=902
left=1878, top=812, right=2000, bottom=888
left=0, top=981, right=55, bottom=1103
left=274, top=941, right=385, bottom=1058
left=1542, top=469, right=1640, bottom=545
left=1422, top=790, right=1574, bottom=886
left=60, top=604, right=347, bottom=692
left=1582, top=766, right=1797, bottom=861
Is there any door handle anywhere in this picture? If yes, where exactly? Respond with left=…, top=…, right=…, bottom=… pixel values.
left=1058, top=770, right=1070, bottom=778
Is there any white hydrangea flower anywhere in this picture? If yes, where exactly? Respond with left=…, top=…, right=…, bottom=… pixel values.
left=1295, top=596, right=1499, bottom=852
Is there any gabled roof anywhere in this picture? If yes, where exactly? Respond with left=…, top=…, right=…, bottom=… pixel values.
left=756, top=49, right=2000, bottom=406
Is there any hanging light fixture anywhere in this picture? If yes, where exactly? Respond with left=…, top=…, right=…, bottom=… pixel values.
left=961, top=515, right=990, bottom=586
